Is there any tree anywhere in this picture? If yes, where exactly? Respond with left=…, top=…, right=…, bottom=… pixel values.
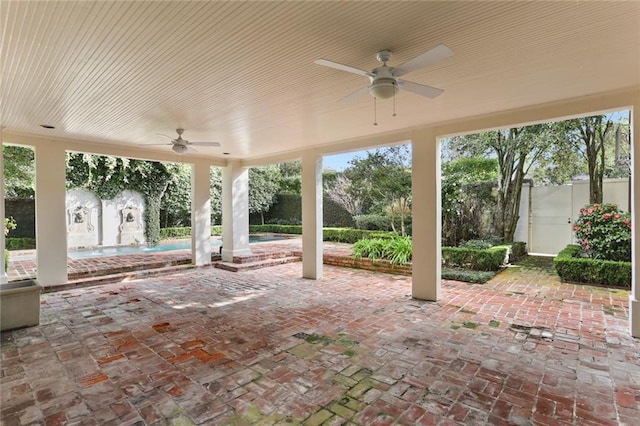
left=563, top=115, right=614, bottom=204
left=210, top=168, right=223, bottom=225
left=325, top=174, right=364, bottom=219
left=160, top=164, right=191, bottom=228
left=441, top=157, right=498, bottom=246
left=343, top=145, right=412, bottom=235
left=278, top=160, right=302, bottom=194
left=3, top=145, right=35, bottom=198
left=249, top=165, right=282, bottom=224
left=446, top=124, right=560, bottom=242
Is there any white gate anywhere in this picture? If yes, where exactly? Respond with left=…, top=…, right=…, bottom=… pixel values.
left=525, top=179, right=629, bottom=255
left=529, top=186, right=573, bottom=255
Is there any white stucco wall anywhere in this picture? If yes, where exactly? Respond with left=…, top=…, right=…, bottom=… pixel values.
left=66, top=189, right=101, bottom=248
left=102, top=190, right=146, bottom=246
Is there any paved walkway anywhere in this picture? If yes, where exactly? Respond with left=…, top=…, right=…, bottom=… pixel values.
left=1, top=259, right=639, bottom=425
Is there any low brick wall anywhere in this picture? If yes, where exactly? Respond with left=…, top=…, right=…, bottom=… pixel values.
left=293, top=250, right=412, bottom=276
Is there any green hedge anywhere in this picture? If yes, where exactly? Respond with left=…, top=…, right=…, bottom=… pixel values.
left=159, top=226, right=223, bottom=239
left=158, top=225, right=396, bottom=244
left=442, top=268, right=496, bottom=284
left=250, top=225, right=303, bottom=235
left=442, top=246, right=508, bottom=271
left=5, top=238, right=36, bottom=250
left=554, top=245, right=631, bottom=288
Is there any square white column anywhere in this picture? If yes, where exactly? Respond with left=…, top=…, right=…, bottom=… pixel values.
left=191, top=161, right=212, bottom=266
left=0, top=134, right=7, bottom=284
left=221, top=161, right=250, bottom=262
left=411, top=129, right=441, bottom=300
left=301, top=153, right=323, bottom=279
left=35, top=143, right=68, bottom=286
left=631, top=102, right=640, bottom=337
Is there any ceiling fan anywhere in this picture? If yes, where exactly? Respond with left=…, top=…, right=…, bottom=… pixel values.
left=315, top=44, right=454, bottom=103
left=154, top=128, right=220, bottom=153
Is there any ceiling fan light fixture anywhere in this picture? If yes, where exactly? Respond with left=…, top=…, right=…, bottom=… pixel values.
left=370, top=79, right=398, bottom=99
left=172, top=144, right=188, bottom=154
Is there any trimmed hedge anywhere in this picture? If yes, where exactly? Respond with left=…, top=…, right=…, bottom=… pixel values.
left=159, top=226, right=223, bottom=239
left=250, top=225, right=303, bottom=235
left=5, top=238, right=36, bottom=250
left=442, top=246, right=508, bottom=271
left=442, top=268, right=496, bottom=284
left=554, top=244, right=631, bottom=288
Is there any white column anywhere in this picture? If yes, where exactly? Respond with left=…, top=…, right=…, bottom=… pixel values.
left=631, top=102, right=640, bottom=337
left=191, top=161, right=211, bottom=266
left=35, top=143, right=68, bottom=286
left=0, top=133, right=7, bottom=284
left=221, top=161, right=250, bottom=262
left=301, top=153, right=323, bottom=279
left=411, top=129, right=441, bottom=300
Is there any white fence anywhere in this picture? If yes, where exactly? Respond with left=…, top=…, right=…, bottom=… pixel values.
left=514, top=179, right=629, bottom=255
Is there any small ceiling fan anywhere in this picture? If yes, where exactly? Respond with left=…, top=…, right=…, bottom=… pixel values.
left=153, top=128, right=220, bottom=153
left=315, top=44, right=454, bottom=103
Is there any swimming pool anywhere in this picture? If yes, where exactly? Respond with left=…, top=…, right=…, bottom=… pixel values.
left=67, top=235, right=288, bottom=259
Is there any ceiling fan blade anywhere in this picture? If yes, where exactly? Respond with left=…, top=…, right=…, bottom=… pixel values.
left=188, top=141, right=221, bottom=147
left=156, top=133, right=173, bottom=140
left=397, top=80, right=444, bottom=98
left=394, top=44, right=454, bottom=77
left=339, top=85, right=371, bottom=103
left=315, top=59, right=374, bottom=77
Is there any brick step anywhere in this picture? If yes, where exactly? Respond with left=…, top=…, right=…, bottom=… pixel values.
left=44, top=264, right=203, bottom=292
left=232, top=251, right=296, bottom=264
left=215, top=256, right=301, bottom=272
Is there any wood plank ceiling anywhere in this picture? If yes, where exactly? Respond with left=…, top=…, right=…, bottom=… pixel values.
left=1, top=1, right=639, bottom=161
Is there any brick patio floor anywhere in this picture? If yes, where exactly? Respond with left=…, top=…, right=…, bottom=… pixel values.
left=2, top=257, right=639, bottom=425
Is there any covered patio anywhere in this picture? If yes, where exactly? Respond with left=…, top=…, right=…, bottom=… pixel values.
left=1, top=1, right=640, bottom=423
left=2, top=261, right=639, bottom=424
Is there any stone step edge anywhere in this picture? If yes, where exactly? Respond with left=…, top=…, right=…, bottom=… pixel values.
left=43, top=264, right=205, bottom=293
left=232, top=251, right=296, bottom=264
left=215, top=256, right=301, bottom=272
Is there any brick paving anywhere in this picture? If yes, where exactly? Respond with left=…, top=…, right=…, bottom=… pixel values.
left=2, top=258, right=639, bottom=425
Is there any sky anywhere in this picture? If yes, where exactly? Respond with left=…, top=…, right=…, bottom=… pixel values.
left=322, top=109, right=631, bottom=171
left=323, top=152, right=362, bottom=171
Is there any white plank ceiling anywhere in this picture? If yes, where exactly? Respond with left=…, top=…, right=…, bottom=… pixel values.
left=1, top=1, right=639, bottom=162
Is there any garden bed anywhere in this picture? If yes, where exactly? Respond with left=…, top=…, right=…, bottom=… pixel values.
left=554, top=245, right=631, bottom=288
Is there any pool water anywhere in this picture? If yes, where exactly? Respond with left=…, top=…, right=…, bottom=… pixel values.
left=67, top=235, right=287, bottom=259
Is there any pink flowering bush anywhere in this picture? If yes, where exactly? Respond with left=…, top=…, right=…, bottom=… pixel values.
left=573, top=203, right=631, bottom=262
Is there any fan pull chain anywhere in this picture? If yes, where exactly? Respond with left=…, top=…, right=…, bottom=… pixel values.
left=373, top=97, right=378, bottom=126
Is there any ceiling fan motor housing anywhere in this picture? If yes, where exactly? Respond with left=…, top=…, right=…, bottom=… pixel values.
left=370, top=66, right=399, bottom=99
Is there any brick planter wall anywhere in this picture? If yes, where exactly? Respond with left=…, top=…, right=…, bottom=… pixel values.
left=294, top=251, right=412, bottom=276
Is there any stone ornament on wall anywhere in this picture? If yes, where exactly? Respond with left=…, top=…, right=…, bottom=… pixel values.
left=67, top=206, right=94, bottom=235
left=119, top=207, right=144, bottom=244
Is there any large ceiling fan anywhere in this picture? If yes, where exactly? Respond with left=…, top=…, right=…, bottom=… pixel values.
left=154, top=128, right=220, bottom=153
left=315, top=44, right=454, bottom=103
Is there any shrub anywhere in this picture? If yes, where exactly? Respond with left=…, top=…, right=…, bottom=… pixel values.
left=573, top=203, right=631, bottom=262
left=353, top=214, right=390, bottom=231
left=353, top=236, right=413, bottom=265
left=266, top=218, right=301, bottom=225
left=554, top=244, right=631, bottom=288
left=5, top=238, right=36, bottom=250
left=509, top=241, right=527, bottom=263
left=460, top=239, right=493, bottom=250
left=442, top=268, right=496, bottom=284
left=4, top=249, right=8, bottom=272
left=250, top=225, right=303, bottom=234
left=442, top=246, right=508, bottom=271
left=160, top=227, right=191, bottom=239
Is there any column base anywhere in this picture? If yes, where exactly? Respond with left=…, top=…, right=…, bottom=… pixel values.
left=221, top=248, right=251, bottom=263
left=630, top=296, right=640, bottom=338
